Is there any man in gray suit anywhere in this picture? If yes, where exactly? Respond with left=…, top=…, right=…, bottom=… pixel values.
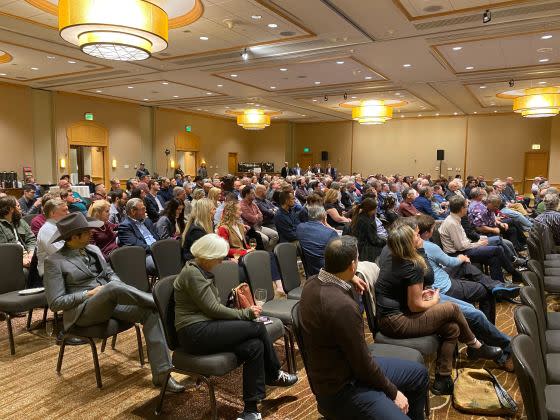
left=44, top=212, right=184, bottom=392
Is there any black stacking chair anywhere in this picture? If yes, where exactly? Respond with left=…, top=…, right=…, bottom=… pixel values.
left=23, top=213, right=37, bottom=225
left=0, top=244, right=48, bottom=355
left=212, top=261, right=293, bottom=372
left=296, top=242, right=311, bottom=278
left=522, top=271, right=560, bottom=330
left=528, top=259, right=560, bottom=298
left=152, top=275, right=239, bottom=418
left=151, top=239, right=183, bottom=278
left=57, top=318, right=143, bottom=388
left=528, top=236, right=560, bottom=273
left=519, top=286, right=560, bottom=354
left=274, top=243, right=303, bottom=300
left=243, top=250, right=297, bottom=372
left=511, top=334, right=560, bottom=420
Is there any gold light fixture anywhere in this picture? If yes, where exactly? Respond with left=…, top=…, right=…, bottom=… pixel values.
left=59, top=157, right=66, bottom=169
left=226, top=109, right=281, bottom=130
left=340, top=99, right=407, bottom=125
left=497, top=86, right=560, bottom=118
left=0, top=50, right=13, bottom=64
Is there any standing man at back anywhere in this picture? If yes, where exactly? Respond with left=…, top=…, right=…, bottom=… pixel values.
left=299, top=236, right=428, bottom=419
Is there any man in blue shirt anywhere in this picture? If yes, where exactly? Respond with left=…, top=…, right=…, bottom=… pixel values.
left=296, top=205, right=338, bottom=275
left=416, top=215, right=518, bottom=371
left=413, top=187, right=443, bottom=220
left=274, top=191, right=300, bottom=243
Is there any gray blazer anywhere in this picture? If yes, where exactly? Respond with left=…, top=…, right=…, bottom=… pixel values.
left=44, top=244, right=122, bottom=330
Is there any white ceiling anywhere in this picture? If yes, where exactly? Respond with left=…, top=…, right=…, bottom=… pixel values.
left=1, top=0, right=560, bottom=121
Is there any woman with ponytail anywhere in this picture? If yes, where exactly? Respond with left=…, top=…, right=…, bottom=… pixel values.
left=346, top=198, right=386, bottom=262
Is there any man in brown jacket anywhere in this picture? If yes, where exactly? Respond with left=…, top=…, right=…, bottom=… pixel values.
left=299, top=236, right=428, bottom=419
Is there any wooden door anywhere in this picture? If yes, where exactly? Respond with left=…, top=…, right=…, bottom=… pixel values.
left=228, top=153, right=238, bottom=175
left=184, top=151, right=197, bottom=176
left=299, top=153, right=313, bottom=173
left=523, top=151, right=549, bottom=194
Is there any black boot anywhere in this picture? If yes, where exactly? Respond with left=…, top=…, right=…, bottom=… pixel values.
left=467, top=343, right=503, bottom=360
left=431, top=374, right=454, bottom=395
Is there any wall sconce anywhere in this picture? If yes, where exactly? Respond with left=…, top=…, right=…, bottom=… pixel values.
left=59, top=158, right=66, bottom=169
left=112, top=159, right=117, bottom=169
left=170, top=159, right=175, bottom=169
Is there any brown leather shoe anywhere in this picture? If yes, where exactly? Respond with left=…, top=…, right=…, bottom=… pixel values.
left=498, top=356, right=515, bottom=372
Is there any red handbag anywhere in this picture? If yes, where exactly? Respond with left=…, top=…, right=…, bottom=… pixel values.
left=227, top=283, right=255, bottom=309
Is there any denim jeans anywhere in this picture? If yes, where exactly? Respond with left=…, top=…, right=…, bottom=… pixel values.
left=440, top=294, right=511, bottom=364
left=501, top=207, right=533, bottom=231
left=316, top=356, right=428, bottom=420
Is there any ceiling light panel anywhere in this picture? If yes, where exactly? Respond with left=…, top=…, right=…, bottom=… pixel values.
left=464, top=78, right=560, bottom=108
left=214, top=57, right=384, bottom=91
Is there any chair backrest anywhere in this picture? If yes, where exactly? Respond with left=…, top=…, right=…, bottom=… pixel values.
left=511, top=334, right=547, bottom=420
left=212, top=261, right=240, bottom=306
left=0, top=244, right=25, bottom=294
left=542, top=226, right=557, bottom=255
left=242, top=250, right=274, bottom=301
left=274, top=242, right=301, bottom=293
left=361, top=288, right=377, bottom=335
left=527, top=259, right=544, bottom=280
left=519, top=286, right=547, bottom=360
left=152, top=275, right=179, bottom=351
left=296, top=242, right=311, bottom=278
left=110, top=246, right=150, bottom=292
left=522, top=271, right=548, bottom=324
left=23, top=214, right=36, bottom=225
left=514, top=305, right=545, bottom=362
left=430, top=222, right=443, bottom=249
left=151, top=238, right=183, bottom=278
left=527, top=237, right=543, bottom=263
left=290, top=302, right=319, bottom=396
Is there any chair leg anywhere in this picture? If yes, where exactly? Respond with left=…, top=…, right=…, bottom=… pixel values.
left=283, top=331, right=292, bottom=373
left=134, top=324, right=145, bottom=366
left=200, top=376, right=218, bottom=420
left=154, top=370, right=171, bottom=415
left=42, top=307, right=48, bottom=325
left=286, top=327, right=297, bottom=373
left=56, top=339, right=67, bottom=373
left=425, top=385, right=431, bottom=418
left=6, top=314, right=15, bottom=355
left=26, top=309, right=33, bottom=331
left=100, top=338, right=107, bottom=353
left=111, top=334, right=117, bottom=349
left=87, top=338, right=103, bottom=388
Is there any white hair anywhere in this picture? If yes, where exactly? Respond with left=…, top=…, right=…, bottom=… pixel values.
left=191, top=233, right=229, bottom=260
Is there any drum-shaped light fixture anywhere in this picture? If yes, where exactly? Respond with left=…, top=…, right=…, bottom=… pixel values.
left=58, top=0, right=169, bottom=61
left=340, top=99, right=406, bottom=125
left=497, top=87, right=560, bottom=118
left=226, top=109, right=281, bottom=130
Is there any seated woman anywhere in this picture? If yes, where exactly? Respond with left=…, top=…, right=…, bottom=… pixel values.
left=87, top=199, right=118, bottom=260
left=345, top=198, right=386, bottom=262
left=375, top=222, right=502, bottom=395
left=174, top=234, right=297, bottom=420
left=217, top=201, right=284, bottom=293
left=155, top=198, right=185, bottom=240
left=181, top=198, right=215, bottom=262
left=323, top=188, right=350, bottom=229
left=207, top=187, right=222, bottom=209
left=381, top=195, right=400, bottom=226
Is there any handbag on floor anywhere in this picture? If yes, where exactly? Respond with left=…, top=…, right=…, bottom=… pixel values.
left=452, top=368, right=517, bottom=416
left=226, top=283, right=255, bottom=309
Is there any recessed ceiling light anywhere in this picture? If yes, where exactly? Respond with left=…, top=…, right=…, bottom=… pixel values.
left=206, top=92, right=212, bottom=95
left=312, top=99, right=317, bottom=102
left=196, top=108, right=202, bottom=111
left=127, top=86, right=134, bottom=89
left=403, top=64, right=412, bottom=68
left=479, top=85, right=487, bottom=89
left=0, top=73, right=6, bottom=76
left=454, top=112, right=458, bottom=115
left=230, top=74, right=238, bottom=77
left=452, top=46, right=462, bottom=51
left=204, top=109, right=209, bottom=112
left=364, top=76, right=372, bottom=80
left=247, top=102, right=254, bottom=105
left=351, top=96, right=357, bottom=99
left=255, top=104, right=260, bottom=107
left=47, top=55, right=56, bottom=59
left=538, top=81, right=547, bottom=84
left=418, top=114, right=422, bottom=117
left=541, top=34, right=553, bottom=39
left=143, top=98, right=149, bottom=101
left=268, top=23, right=278, bottom=28
left=225, top=106, right=230, bottom=109
left=173, top=95, right=179, bottom=98
left=336, top=61, right=345, bottom=64
left=400, top=115, right=404, bottom=118
left=162, top=81, right=169, bottom=85
left=217, top=84, right=223, bottom=87
left=465, top=66, right=474, bottom=70
left=314, top=81, right=321, bottom=85
left=435, top=113, right=440, bottom=116
left=395, top=92, right=401, bottom=96
left=280, top=68, right=288, bottom=72
left=494, top=110, right=498, bottom=113
left=67, top=60, right=76, bottom=64
left=251, top=15, right=262, bottom=20
left=30, top=67, right=39, bottom=71
left=199, top=36, right=209, bottom=41
left=270, top=86, right=276, bottom=89
left=490, top=102, right=495, bottom=105
left=539, top=58, right=550, bottom=63
left=301, top=114, right=306, bottom=117
left=95, top=90, right=102, bottom=93
left=474, top=111, right=478, bottom=114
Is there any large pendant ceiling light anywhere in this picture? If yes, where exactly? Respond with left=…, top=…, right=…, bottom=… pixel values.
left=497, top=87, right=560, bottom=118
left=340, top=99, right=406, bottom=125
left=226, top=109, right=281, bottom=130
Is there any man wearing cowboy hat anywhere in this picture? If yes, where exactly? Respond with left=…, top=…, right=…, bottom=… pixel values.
left=43, top=212, right=184, bottom=392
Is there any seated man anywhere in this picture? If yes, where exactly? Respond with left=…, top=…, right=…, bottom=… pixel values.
left=145, top=179, right=164, bottom=223
left=92, top=183, right=107, bottom=201
left=37, top=198, right=69, bottom=278
left=44, top=212, right=184, bottom=392
left=254, top=184, right=277, bottom=229
left=398, top=188, right=420, bottom=217
left=417, top=215, right=519, bottom=326
left=118, top=198, right=160, bottom=275
left=299, top=236, right=428, bottom=419
left=485, top=194, right=527, bottom=251
left=59, top=179, right=88, bottom=213
left=440, top=196, right=522, bottom=283
left=274, top=191, right=301, bottom=243
left=296, top=205, right=338, bottom=276
left=108, top=189, right=127, bottom=225
left=239, top=186, right=278, bottom=251
left=0, top=196, right=36, bottom=269
left=18, top=185, right=42, bottom=216
left=535, top=193, right=560, bottom=245
left=413, top=187, right=442, bottom=219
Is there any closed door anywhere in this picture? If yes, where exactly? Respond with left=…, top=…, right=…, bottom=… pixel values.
left=184, top=152, right=197, bottom=176
left=523, top=152, right=549, bottom=194
left=300, top=153, right=313, bottom=173
left=228, top=152, right=238, bottom=174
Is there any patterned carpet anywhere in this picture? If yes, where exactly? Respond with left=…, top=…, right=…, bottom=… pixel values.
left=0, top=298, right=525, bottom=420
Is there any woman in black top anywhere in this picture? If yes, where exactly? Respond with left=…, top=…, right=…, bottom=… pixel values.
left=323, top=188, right=350, bottom=229
left=375, top=221, right=501, bottom=395
left=181, top=198, right=215, bottom=261
left=155, top=198, right=185, bottom=239
left=382, top=195, right=399, bottom=226
left=345, top=198, right=386, bottom=262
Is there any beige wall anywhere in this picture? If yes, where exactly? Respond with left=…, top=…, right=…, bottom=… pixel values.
left=246, top=122, right=290, bottom=171
left=548, top=118, right=560, bottom=185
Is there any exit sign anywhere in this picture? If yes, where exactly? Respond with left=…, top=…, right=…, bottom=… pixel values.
left=185, top=125, right=192, bottom=132
left=84, top=113, right=94, bottom=121
left=303, top=147, right=310, bottom=153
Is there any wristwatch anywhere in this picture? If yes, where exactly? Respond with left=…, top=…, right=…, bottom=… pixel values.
left=82, top=290, right=89, bottom=301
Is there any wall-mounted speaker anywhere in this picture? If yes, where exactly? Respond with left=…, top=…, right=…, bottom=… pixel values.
left=321, top=151, right=329, bottom=161
left=436, top=149, right=445, bottom=161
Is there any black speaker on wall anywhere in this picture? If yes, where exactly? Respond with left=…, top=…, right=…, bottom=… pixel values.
left=321, top=151, right=329, bottom=161
left=436, top=149, right=445, bottom=161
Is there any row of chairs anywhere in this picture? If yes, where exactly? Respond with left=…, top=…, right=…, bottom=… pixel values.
left=512, top=223, right=560, bottom=420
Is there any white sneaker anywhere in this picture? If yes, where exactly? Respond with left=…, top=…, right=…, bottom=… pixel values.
left=236, top=412, right=262, bottom=420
